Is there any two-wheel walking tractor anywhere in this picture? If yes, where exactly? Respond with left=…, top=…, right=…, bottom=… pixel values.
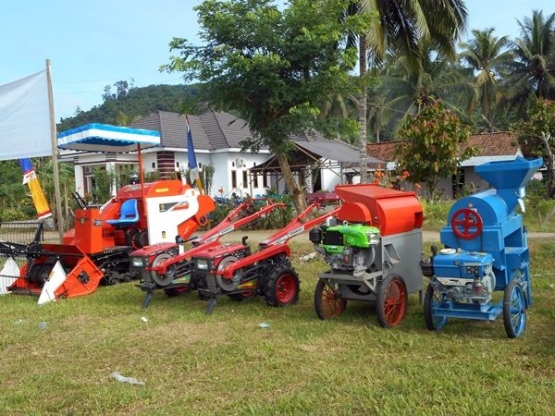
left=189, top=203, right=341, bottom=314
left=310, top=184, right=424, bottom=328
left=420, top=156, right=543, bottom=338
left=132, top=198, right=284, bottom=308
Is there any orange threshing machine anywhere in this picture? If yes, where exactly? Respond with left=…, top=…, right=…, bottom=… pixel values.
left=309, top=183, right=424, bottom=328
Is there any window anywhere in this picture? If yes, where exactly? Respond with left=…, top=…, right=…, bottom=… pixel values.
left=242, top=171, right=248, bottom=188
left=253, top=173, right=259, bottom=188
left=262, top=172, right=268, bottom=188
left=231, top=170, right=237, bottom=188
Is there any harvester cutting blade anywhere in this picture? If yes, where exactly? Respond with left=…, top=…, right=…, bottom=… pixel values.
left=0, top=257, right=20, bottom=295
left=37, top=261, right=67, bottom=305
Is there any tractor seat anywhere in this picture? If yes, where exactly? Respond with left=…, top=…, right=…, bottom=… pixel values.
left=106, top=199, right=139, bottom=227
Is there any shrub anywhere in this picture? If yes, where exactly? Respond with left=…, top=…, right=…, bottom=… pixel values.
left=0, top=207, right=29, bottom=222
left=421, top=200, right=451, bottom=230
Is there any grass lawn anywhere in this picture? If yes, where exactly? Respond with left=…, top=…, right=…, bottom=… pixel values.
left=1, top=236, right=555, bottom=415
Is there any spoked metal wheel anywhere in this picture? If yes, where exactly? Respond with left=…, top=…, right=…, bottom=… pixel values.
left=376, top=274, right=407, bottom=328
left=314, top=279, right=347, bottom=320
left=264, top=265, right=300, bottom=307
left=424, top=284, right=448, bottom=331
left=503, top=279, right=527, bottom=338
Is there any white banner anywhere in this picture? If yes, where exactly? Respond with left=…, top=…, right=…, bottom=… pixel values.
left=0, top=69, right=51, bottom=160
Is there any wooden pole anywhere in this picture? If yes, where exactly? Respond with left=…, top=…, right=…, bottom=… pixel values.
left=46, top=59, right=64, bottom=242
left=137, top=143, right=147, bottom=215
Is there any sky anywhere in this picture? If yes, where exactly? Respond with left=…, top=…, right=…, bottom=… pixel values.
left=1, top=0, right=553, bottom=122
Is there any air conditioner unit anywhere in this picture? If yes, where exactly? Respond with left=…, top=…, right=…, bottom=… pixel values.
left=84, top=166, right=93, bottom=174
left=236, top=158, right=246, bottom=168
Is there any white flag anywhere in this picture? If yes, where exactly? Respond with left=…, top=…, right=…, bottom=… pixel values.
left=0, top=70, right=51, bottom=160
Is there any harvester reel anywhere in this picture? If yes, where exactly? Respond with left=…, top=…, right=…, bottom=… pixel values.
left=26, top=263, right=54, bottom=285
left=26, top=242, right=44, bottom=259
left=451, top=208, right=483, bottom=239
left=150, top=253, right=175, bottom=287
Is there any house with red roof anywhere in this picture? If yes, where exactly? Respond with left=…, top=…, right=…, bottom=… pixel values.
left=366, top=132, right=523, bottom=199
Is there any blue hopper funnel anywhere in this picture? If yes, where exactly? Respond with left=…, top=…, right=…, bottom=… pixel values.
left=475, top=156, right=543, bottom=212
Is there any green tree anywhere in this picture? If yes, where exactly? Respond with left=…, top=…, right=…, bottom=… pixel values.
left=343, top=0, right=467, bottom=180
left=514, top=98, right=555, bottom=198
left=394, top=98, right=476, bottom=201
left=161, top=0, right=360, bottom=212
left=58, top=84, right=199, bottom=131
left=459, top=28, right=514, bottom=131
left=377, top=40, right=475, bottom=134
left=503, top=10, right=555, bottom=117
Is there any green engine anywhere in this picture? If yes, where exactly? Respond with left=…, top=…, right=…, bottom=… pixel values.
left=310, top=223, right=381, bottom=274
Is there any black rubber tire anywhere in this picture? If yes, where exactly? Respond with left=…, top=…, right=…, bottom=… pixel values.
left=264, top=264, right=300, bottom=307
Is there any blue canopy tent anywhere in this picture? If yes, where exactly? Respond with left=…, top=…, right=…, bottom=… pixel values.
left=58, top=123, right=161, bottom=153
left=58, top=123, right=161, bottom=189
left=58, top=123, right=161, bottom=212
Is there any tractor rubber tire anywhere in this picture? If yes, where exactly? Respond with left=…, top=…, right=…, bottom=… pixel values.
left=264, top=264, right=300, bottom=307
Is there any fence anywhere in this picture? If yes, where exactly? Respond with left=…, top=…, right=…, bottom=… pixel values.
left=0, top=221, right=44, bottom=295
left=0, top=221, right=44, bottom=244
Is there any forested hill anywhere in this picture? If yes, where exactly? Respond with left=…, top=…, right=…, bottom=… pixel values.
left=57, top=83, right=202, bottom=132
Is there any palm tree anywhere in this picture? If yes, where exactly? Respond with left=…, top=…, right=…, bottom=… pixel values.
left=343, top=0, right=468, bottom=182
left=317, top=80, right=359, bottom=144
left=459, top=28, right=513, bottom=130
left=377, top=41, right=475, bottom=134
left=502, top=10, right=555, bottom=116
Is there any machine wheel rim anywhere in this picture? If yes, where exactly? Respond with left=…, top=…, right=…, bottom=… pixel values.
left=264, top=265, right=300, bottom=307
left=274, top=273, right=297, bottom=305
left=150, top=253, right=175, bottom=287
left=315, top=279, right=346, bottom=319
left=377, top=275, right=407, bottom=328
left=215, top=256, right=240, bottom=292
left=503, top=280, right=526, bottom=338
left=382, top=279, right=407, bottom=327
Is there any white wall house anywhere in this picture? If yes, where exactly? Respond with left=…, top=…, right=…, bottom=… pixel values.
left=249, top=136, right=376, bottom=196
left=60, top=110, right=364, bottom=200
